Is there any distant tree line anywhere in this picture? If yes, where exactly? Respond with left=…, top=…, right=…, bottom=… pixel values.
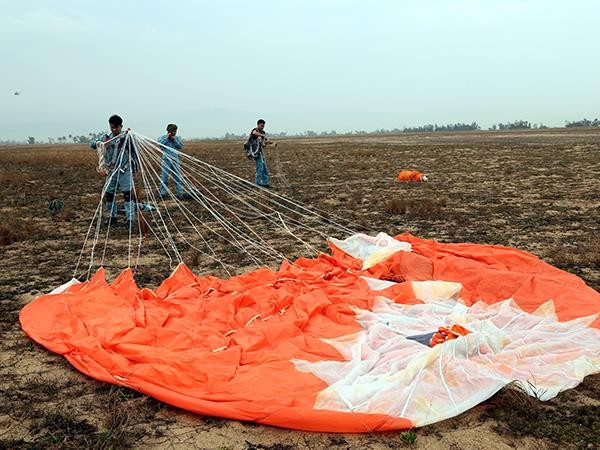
left=0, top=139, right=20, bottom=145
left=211, top=123, right=482, bottom=140
left=49, top=133, right=97, bottom=144
left=402, top=122, right=480, bottom=133
left=490, top=120, right=527, bottom=130
left=19, top=133, right=99, bottom=146
left=565, top=118, right=600, bottom=128
left=491, top=120, right=531, bottom=130
left=220, top=131, right=293, bottom=140
left=4, top=117, right=600, bottom=144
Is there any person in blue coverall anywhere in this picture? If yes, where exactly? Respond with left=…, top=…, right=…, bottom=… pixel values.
left=246, top=119, right=270, bottom=188
left=157, top=123, right=191, bottom=200
left=90, top=114, right=138, bottom=227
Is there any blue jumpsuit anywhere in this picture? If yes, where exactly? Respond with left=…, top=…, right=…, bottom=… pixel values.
left=157, top=135, right=184, bottom=196
left=90, top=133, right=137, bottom=221
left=247, top=129, right=269, bottom=187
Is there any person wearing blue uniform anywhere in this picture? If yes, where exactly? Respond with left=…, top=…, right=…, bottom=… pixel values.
left=90, top=115, right=138, bottom=227
left=157, top=123, right=191, bottom=200
left=246, top=119, right=270, bottom=188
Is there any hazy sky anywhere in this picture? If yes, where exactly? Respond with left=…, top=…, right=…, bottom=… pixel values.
left=1, top=0, right=599, bottom=140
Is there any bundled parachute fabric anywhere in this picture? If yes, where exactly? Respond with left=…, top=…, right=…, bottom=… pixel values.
left=396, top=170, right=428, bottom=182
left=20, top=233, right=600, bottom=432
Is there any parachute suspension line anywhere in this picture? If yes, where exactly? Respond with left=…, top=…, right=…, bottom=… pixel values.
left=125, top=133, right=173, bottom=270
left=141, top=133, right=357, bottom=235
left=81, top=133, right=179, bottom=278
left=270, top=149, right=290, bottom=189
left=78, top=131, right=135, bottom=277
left=136, top=132, right=367, bottom=264
left=128, top=136, right=184, bottom=267
left=168, top=148, right=330, bottom=245
left=73, top=135, right=161, bottom=278
left=125, top=132, right=148, bottom=271
left=135, top=137, right=283, bottom=265
left=77, top=130, right=361, bottom=278
left=134, top=136, right=250, bottom=260
left=125, top=150, right=179, bottom=270
left=137, top=144, right=270, bottom=263
left=132, top=135, right=240, bottom=273
left=144, top=134, right=349, bottom=248
left=113, top=134, right=180, bottom=271
left=275, top=211, right=317, bottom=255
left=133, top=148, right=187, bottom=268
left=153, top=142, right=322, bottom=257
left=197, top=163, right=339, bottom=245
left=73, top=190, right=104, bottom=279
left=86, top=176, right=110, bottom=279
left=197, top=155, right=357, bottom=235
left=100, top=148, right=127, bottom=268
left=86, top=163, right=122, bottom=278
left=134, top=156, right=237, bottom=277
left=78, top=137, right=137, bottom=279
left=138, top=139, right=303, bottom=261
left=188, top=153, right=357, bottom=236
left=126, top=133, right=138, bottom=269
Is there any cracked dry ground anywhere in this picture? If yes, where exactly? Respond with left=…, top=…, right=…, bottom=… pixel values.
left=1, top=128, right=599, bottom=449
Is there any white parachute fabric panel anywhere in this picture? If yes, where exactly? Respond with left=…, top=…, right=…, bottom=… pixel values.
left=293, top=288, right=600, bottom=426
left=329, top=232, right=412, bottom=270
left=360, top=276, right=398, bottom=291
left=411, top=280, right=463, bottom=304
left=360, top=278, right=464, bottom=303
left=49, top=278, right=81, bottom=295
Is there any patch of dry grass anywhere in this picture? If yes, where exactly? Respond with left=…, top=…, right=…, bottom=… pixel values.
left=385, top=197, right=447, bottom=217
left=57, top=207, right=76, bottom=222
left=486, top=382, right=599, bottom=449
left=0, top=171, right=34, bottom=187
left=552, top=238, right=600, bottom=268
left=184, top=248, right=202, bottom=268
left=0, top=218, right=41, bottom=246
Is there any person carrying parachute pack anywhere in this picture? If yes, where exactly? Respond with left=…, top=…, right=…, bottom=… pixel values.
left=90, top=114, right=139, bottom=228
left=157, top=123, right=191, bottom=200
left=244, top=118, right=274, bottom=188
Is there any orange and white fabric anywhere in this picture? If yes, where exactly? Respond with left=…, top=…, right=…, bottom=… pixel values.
left=396, top=170, right=428, bottom=182
left=19, top=233, right=600, bottom=432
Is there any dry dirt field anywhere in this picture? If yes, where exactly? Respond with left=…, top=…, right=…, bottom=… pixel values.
left=1, top=128, right=599, bottom=449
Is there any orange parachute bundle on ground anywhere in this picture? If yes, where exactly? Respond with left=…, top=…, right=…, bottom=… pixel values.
left=396, top=170, right=428, bottom=182
left=20, top=233, right=600, bottom=432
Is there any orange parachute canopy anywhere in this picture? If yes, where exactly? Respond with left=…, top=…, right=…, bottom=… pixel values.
left=20, top=234, right=600, bottom=432
left=396, top=170, right=427, bottom=182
